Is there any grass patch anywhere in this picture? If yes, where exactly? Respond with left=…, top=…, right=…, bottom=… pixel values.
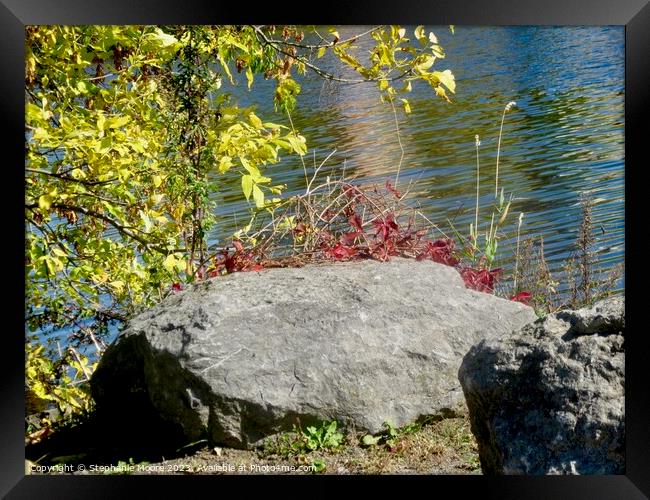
left=255, top=413, right=480, bottom=475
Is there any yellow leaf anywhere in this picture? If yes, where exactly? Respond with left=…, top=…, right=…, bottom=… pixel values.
left=219, top=156, right=233, bottom=173
left=242, top=174, right=253, bottom=200
left=150, top=194, right=164, bottom=205
left=108, top=280, right=125, bottom=292
left=435, top=86, right=451, bottom=103
left=152, top=175, right=163, bottom=188
left=173, top=204, right=185, bottom=221
left=416, top=54, right=435, bottom=71
left=163, top=254, right=178, bottom=272
left=414, top=25, right=427, bottom=44
left=252, top=184, right=264, bottom=208
left=38, top=195, right=52, bottom=211
left=246, top=67, right=254, bottom=90
left=433, top=70, right=456, bottom=94
left=248, top=112, right=263, bottom=129
left=96, top=113, right=106, bottom=132
left=240, top=157, right=260, bottom=177
left=153, top=30, right=179, bottom=48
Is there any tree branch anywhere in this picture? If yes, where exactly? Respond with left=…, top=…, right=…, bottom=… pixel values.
left=252, top=26, right=412, bottom=85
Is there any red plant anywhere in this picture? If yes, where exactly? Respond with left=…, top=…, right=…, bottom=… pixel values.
left=340, top=231, right=363, bottom=246
left=385, top=180, right=402, bottom=199
left=416, top=238, right=459, bottom=267
left=459, top=267, right=502, bottom=293
left=372, top=213, right=399, bottom=241
left=209, top=240, right=264, bottom=276
left=323, top=242, right=358, bottom=261
left=342, top=183, right=362, bottom=200
left=510, top=291, right=532, bottom=305
left=348, top=213, right=363, bottom=232
left=370, top=239, right=398, bottom=260
left=171, top=283, right=183, bottom=292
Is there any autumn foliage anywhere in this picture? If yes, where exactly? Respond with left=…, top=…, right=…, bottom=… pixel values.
left=202, top=178, right=527, bottom=300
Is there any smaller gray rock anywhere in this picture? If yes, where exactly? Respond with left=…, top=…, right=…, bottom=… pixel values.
left=458, top=297, right=625, bottom=475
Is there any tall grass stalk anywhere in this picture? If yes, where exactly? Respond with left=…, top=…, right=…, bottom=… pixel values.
left=513, top=212, right=524, bottom=292
left=390, top=98, right=405, bottom=186
left=495, top=101, right=517, bottom=197
left=474, top=134, right=481, bottom=245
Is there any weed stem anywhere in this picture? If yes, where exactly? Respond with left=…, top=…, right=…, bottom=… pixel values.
left=390, top=99, right=405, bottom=186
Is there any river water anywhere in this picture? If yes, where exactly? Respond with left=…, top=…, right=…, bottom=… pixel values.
left=208, top=25, right=625, bottom=295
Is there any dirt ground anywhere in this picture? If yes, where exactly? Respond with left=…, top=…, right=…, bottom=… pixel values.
left=27, top=412, right=482, bottom=476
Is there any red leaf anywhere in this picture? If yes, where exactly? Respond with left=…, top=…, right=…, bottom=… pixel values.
left=373, top=213, right=399, bottom=241
left=416, top=238, right=459, bottom=267
left=348, top=214, right=363, bottom=232
left=340, top=230, right=362, bottom=245
left=459, top=267, right=502, bottom=293
left=510, top=291, right=532, bottom=305
left=172, top=283, right=183, bottom=292
left=325, top=242, right=358, bottom=260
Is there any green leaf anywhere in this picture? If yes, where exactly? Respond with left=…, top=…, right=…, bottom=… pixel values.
left=241, top=174, right=253, bottom=200
left=362, top=435, right=381, bottom=446
left=76, top=80, right=89, bottom=94
left=287, top=135, right=307, bottom=156
left=153, top=31, right=179, bottom=48
left=252, top=184, right=264, bottom=208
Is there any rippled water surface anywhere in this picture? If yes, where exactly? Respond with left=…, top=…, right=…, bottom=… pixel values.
left=214, top=26, right=625, bottom=293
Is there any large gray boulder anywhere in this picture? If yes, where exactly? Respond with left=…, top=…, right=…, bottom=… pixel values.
left=458, top=297, right=625, bottom=475
left=91, top=258, right=535, bottom=449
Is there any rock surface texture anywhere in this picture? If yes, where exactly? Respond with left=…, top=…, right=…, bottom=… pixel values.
left=458, top=297, right=625, bottom=475
left=91, top=258, right=535, bottom=449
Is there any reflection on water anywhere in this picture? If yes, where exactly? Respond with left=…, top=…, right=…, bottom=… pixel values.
left=210, top=26, right=624, bottom=293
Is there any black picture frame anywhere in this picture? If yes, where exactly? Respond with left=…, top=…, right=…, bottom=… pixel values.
left=4, top=1, right=648, bottom=497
